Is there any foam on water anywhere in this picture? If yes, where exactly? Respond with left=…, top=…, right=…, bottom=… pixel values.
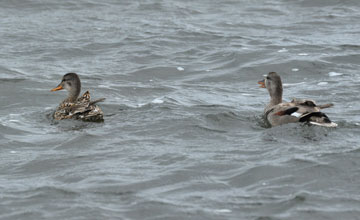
left=278, top=48, right=288, bottom=53
left=151, top=97, right=165, bottom=104
left=328, top=71, right=344, bottom=77
left=317, top=82, right=328, bottom=86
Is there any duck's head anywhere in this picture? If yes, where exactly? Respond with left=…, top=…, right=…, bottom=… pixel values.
left=258, top=72, right=283, bottom=103
left=51, top=73, right=81, bottom=102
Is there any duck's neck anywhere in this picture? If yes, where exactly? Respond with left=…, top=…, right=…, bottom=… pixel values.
left=268, top=88, right=283, bottom=107
left=65, top=89, right=80, bottom=103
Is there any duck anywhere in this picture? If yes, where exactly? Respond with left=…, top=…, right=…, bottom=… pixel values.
left=51, top=72, right=105, bottom=122
left=258, top=72, right=337, bottom=127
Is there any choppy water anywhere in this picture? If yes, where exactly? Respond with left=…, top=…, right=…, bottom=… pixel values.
left=1, top=0, right=360, bottom=219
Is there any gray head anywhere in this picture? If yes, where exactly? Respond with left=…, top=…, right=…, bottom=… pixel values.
left=51, top=73, right=81, bottom=102
left=258, top=72, right=283, bottom=105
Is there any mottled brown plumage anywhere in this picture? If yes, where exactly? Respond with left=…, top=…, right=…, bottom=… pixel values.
left=51, top=73, right=105, bottom=122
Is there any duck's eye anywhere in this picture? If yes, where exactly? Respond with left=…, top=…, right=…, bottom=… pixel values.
left=266, top=76, right=271, bottom=80
left=68, top=82, right=72, bottom=86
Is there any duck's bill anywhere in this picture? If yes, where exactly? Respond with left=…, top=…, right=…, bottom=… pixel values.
left=258, top=79, right=266, bottom=88
left=51, top=85, right=63, bottom=91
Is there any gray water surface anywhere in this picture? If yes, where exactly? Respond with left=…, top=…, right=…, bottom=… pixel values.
left=1, top=0, right=360, bottom=219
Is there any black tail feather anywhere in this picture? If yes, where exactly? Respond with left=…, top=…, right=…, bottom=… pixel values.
left=299, top=112, right=331, bottom=123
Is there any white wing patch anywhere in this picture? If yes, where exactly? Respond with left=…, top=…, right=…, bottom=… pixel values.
left=291, top=112, right=302, bottom=118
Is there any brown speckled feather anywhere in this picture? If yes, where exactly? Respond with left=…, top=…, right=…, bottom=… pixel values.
left=54, top=91, right=104, bottom=122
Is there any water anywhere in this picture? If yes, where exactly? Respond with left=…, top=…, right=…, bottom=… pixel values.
left=1, top=0, right=360, bottom=219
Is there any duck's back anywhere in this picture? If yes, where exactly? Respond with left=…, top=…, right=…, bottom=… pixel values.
left=54, top=91, right=104, bottom=122
left=265, top=99, right=336, bottom=127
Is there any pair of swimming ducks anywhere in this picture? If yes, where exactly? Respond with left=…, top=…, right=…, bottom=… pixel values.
left=51, top=72, right=337, bottom=127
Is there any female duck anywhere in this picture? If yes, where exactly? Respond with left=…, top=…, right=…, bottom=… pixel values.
left=258, top=72, right=337, bottom=127
left=51, top=73, right=105, bottom=122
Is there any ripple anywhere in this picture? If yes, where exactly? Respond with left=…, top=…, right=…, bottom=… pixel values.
left=1, top=0, right=360, bottom=219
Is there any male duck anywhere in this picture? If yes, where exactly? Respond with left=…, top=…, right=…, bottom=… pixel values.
left=258, top=72, right=337, bottom=127
left=51, top=73, right=105, bottom=122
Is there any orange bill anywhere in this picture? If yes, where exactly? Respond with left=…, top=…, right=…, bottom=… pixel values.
left=51, top=85, right=63, bottom=91
left=258, top=79, right=266, bottom=88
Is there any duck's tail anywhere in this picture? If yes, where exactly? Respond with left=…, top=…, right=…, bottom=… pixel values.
left=90, top=98, right=106, bottom=105
left=317, top=103, right=334, bottom=109
left=299, top=112, right=337, bottom=127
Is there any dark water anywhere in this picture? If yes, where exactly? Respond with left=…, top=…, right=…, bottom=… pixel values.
left=1, top=0, right=360, bottom=219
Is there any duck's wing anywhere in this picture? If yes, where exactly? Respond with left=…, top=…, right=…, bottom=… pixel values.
left=70, top=91, right=104, bottom=121
left=299, top=112, right=337, bottom=127
left=89, top=98, right=105, bottom=105
left=317, top=103, right=334, bottom=109
left=78, top=91, right=105, bottom=105
left=54, top=102, right=76, bottom=120
left=291, top=98, right=334, bottom=110
left=291, top=98, right=316, bottom=106
left=273, top=106, right=299, bottom=116
left=265, top=103, right=300, bottom=126
left=62, top=99, right=103, bottom=121
left=289, top=99, right=337, bottom=127
left=54, top=91, right=104, bottom=121
left=77, top=91, right=91, bottom=102
left=70, top=105, right=88, bottom=115
left=267, top=101, right=337, bottom=127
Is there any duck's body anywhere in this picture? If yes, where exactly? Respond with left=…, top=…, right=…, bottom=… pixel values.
left=259, top=72, right=337, bottom=127
left=51, top=73, right=105, bottom=122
